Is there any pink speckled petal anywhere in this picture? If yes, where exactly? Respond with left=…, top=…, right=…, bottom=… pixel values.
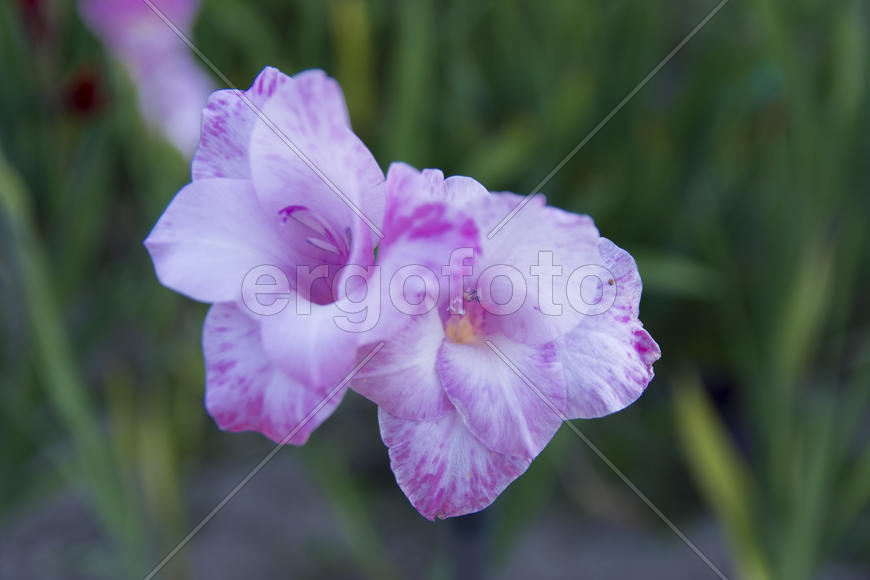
left=379, top=407, right=530, bottom=520
left=203, top=302, right=344, bottom=445
left=437, top=334, right=565, bottom=459
left=249, top=71, right=385, bottom=239
left=192, top=67, right=291, bottom=180
left=558, top=238, right=660, bottom=418
left=353, top=311, right=452, bottom=419
left=144, top=178, right=293, bottom=303
left=376, top=163, right=481, bottom=319
left=380, top=164, right=480, bottom=257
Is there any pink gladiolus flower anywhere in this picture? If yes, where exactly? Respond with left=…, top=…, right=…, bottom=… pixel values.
left=353, top=163, right=660, bottom=519
left=79, top=0, right=214, bottom=154
left=145, top=67, right=385, bottom=443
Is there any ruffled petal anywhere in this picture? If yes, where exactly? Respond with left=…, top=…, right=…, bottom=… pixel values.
left=379, top=407, right=530, bottom=520
left=557, top=239, right=660, bottom=418
left=443, top=175, right=490, bottom=204
left=596, top=237, right=644, bottom=319
left=144, top=178, right=293, bottom=303
left=353, top=311, right=452, bottom=419
left=437, top=335, right=565, bottom=459
left=203, top=302, right=344, bottom=445
left=192, top=67, right=291, bottom=180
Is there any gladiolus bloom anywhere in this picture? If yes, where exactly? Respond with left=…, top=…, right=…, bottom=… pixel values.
left=145, top=67, right=385, bottom=443
left=354, top=164, right=660, bottom=519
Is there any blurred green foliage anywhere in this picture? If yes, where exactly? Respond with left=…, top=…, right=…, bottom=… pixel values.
left=1, top=0, right=869, bottom=578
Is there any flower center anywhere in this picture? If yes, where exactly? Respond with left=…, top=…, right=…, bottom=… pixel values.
left=279, top=205, right=351, bottom=261
left=444, top=300, right=485, bottom=344
left=445, top=315, right=477, bottom=344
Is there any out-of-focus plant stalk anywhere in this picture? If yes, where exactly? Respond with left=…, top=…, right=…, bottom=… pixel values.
left=383, top=0, right=435, bottom=166
left=674, top=374, right=772, bottom=580
left=303, top=437, right=401, bottom=580
left=0, top=149, right=145, bottom=574
left=328, top=0, right=375, bottom=134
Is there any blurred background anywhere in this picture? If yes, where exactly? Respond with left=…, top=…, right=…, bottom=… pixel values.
left=1, top=0, right=869, bottom=578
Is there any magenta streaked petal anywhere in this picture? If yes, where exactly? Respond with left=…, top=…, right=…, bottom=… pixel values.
left=377, top=163, right=481, bottom=317
left=203, top=302, right=344, bottom=445
left=249, top=71, right=385, bottom=239
left=379, top=407, right=530, bottom=520
left=192, top=67, right=291, bottom=180
left=353, top=312, right=452, bottom=419
left=558, top=239, right=660, bottom=418
left=144, top=178, right=293, bottom=303
left=436, top=335, right=565, bottom=459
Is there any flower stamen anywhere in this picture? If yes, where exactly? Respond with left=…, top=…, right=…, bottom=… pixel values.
left=306, top=237, right=341, bottom=255
left=445, top=315, right=479, bottom=344
left=280, top=205, right=349, bottom=259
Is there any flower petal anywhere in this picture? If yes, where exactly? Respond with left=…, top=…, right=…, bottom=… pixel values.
left=377, top=163, right=481, bottom=318
left=135, top=53, right=213, bottom=155
left=144, top=178, right=293, bottom=303
left=192, top=67, right=291, bottom=180
left=203, top=302, right=344, bottom=445
left=259, top=299, right=360, bottom=389
left=379, top=407, right=530, bottom=520
left=557, top=238, right=660, bottom=418
left=353, top=311, right=452, bottom=419
left=248, top=70, right=385, bottom=238
left=381, top=164, right=481, bottom=256
left=80, top=0, right=199, bottom=58
left=437, top=335, right=565, bottom=459
left=443, top=175, right=490, bottom=204
left=466, top=193, right=602, bottom=345
left=80, top=0, right=213, bottom=155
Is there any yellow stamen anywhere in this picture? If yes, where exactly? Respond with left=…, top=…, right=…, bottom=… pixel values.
left=445, top=315, right=478, bottom=344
